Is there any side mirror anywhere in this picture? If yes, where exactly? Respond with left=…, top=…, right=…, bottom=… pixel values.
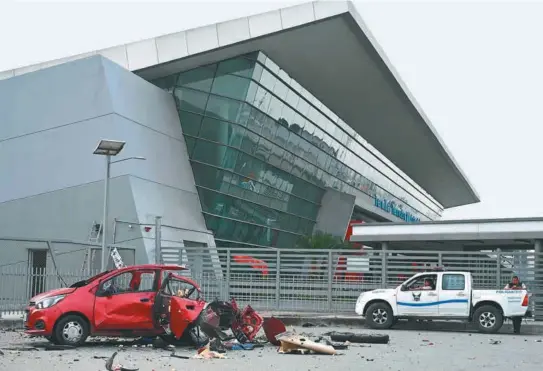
left=400, top=284, right=407, bottom=292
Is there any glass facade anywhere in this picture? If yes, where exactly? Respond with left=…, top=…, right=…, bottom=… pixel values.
left=152, top=51, right=443, bottom=248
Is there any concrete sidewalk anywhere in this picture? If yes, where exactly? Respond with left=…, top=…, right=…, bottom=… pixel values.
left=3, top=310, right=543, bottom=335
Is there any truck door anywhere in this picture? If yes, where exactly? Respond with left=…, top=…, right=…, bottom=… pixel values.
left=396, top=274, right=439, bottom=316
left=438, top=273, right=470, bottom=317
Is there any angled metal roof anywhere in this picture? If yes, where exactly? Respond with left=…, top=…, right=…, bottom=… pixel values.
left=0, top=1, right=479, bottom=208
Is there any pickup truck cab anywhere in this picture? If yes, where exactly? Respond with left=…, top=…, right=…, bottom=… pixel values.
left=355, top=270, right=529, bottom=333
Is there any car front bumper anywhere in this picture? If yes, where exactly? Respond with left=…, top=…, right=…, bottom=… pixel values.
left=24, top=306, right=62, bottom=336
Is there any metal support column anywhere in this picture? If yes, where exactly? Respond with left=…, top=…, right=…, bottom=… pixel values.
left=534, top=240, right=542, bottom=320
left=275, top=250, right=281, bottom=309
left=225, top=249, right=231, bottom=300
left=327, top=250, right=333, bottom=312
left=100, top=155, right=111, bottom=272
left=154, top=216, right=162, bottom=264
left=381, top=242, right=388, bottom=288
left=496, top=248, right=502, bottom=288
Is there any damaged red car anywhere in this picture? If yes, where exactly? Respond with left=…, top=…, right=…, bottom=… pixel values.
left=24, top=264, right=261, bottom=347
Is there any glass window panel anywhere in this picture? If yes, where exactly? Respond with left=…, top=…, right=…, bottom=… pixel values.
left=152, top=74, right=177, bottom=92
left=192, top=140, right=226, bottom=167
left=184, top=109, right=206, bottom=134
left=267, top=96, right=283, bottom=121
left=289, top=113, right=305, bottom=135
left=275, top=231, right=298, bottom=249
left=255, top=137, right=272, bottom=162
left=273, top=79, right=288, bottom=99
left=252, top=62, right=263, bottom=82
left=184, top=136, right=196, bottom=157
left=175, top=88, right=209, bottom=115
left=291, top=157, right=304, bottom=178
left=259, top=69, right=276, bottom=90
left=216, top=57, right=255, bottom=78
left=211, top=74, right=251, bottom=101
left=205, top=95, right=242, bottom=122
left=247, top=107, right=265, bottom=135
left=296, top=98, right=311, bottom=118
left=285, top=88, right=300, bottom=109
left=240, top=129, right=259, bottom=155
left=177, top=65, right=216, bottom=92
left=237, top=103, right=252, bottom=127
left=191, top=161, right=219, bottom=189
left=280, top=104, right=295, bottom=126
left=260, top=115, right=277, bottom=141
left=245, top=81, right=258, bottom=104
left=275, top=124, right=290, bottom=148
left=268, top=144, right=284, bottom=168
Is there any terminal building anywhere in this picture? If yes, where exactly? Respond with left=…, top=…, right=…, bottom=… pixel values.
left=0, top=1, right=479, bottom=267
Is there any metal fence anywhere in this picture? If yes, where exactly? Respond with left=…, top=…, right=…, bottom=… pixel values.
left=1, top=246, right=541, bottom=320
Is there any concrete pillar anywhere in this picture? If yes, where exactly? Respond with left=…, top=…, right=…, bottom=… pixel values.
left=381, top=242, right=388, bottom=288
left=534, top=240, right=542, bottom=321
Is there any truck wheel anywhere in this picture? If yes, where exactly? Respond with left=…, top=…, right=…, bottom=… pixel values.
left=54, top=315, right=89, bottom=347
left=45, top=335, right=59, bottom=344
left=365, top=302, right=394, bottom=329
left=474, top=305, right=503, bottom=334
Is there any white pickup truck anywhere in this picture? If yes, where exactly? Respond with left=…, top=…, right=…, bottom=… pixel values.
left=355, top=270, right=529, bottom=333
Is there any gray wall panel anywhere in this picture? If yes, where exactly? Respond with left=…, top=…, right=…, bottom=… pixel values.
left=0, top=57, right=112, bottom=141
left=0, top=55, right=211, bottom=267
left=102, top=57, right=184, bottom=140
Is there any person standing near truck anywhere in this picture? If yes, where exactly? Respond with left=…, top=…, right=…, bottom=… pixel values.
left=504, top=275, right=527, bottom=334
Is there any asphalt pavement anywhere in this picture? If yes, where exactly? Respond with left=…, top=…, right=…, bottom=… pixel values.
left=1, top=326, right=542, bottom=371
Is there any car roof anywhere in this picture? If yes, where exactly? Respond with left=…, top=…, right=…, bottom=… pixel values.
left=104, top=264, right=187, bottom=276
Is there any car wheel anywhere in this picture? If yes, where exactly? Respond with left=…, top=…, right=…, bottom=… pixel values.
left=474, top=305, right=503, bottom=334
left=365, top=302, right=394, bottom=330
left=54, top=315, right=89, bottom=347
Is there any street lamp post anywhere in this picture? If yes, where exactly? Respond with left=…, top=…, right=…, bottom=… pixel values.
left=93, top=139, right=145, bottom=271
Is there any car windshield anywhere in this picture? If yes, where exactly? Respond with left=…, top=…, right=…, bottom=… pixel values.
left=69, top=270, right=112, bottom=288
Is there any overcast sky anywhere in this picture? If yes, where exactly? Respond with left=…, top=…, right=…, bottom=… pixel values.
left=1, top=0, right=541, bottom=221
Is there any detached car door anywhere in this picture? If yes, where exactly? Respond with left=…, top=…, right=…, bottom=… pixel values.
left=158, top=273, right=206, bottom=339
left=94, top=269, right=159, bottom=331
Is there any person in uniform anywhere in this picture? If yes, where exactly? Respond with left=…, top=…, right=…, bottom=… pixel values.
left=504, top=275, right=527, bottom=334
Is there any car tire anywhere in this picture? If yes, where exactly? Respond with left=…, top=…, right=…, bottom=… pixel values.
left=473, top=305, right=503, bottom=334
left=365, top=302, right=394, bottom=330
left=53, top=315, right=89, bottom=347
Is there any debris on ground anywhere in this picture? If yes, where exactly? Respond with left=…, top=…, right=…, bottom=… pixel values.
left=263, top=317, right=287, bottom=346
left=170, top=351, right=190, bottom=359
left=314, top=337, right=350, bottom=350
left=193, top=343, right=226, bottom=359
left=0, top=349, right=4, bottom=356
left=105, top=351, right=139, bottom=371
left=276, top=331, right=336, bottom=355
left=326, top=332, right=390, bottom=344
left=489, top=339, right=501, bottom=345
left=44, top=344, right=76, bottom=351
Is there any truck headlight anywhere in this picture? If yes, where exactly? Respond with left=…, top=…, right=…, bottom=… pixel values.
left=36, top=295, right=65, bottom=309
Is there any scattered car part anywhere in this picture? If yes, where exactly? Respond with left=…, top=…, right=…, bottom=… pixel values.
left=105, top=351, right=139, bottom=371
left=327, top=332, right=390, bottom=344
left=276, top=332, right=336, bottom=355
left=262, top=317, right=287, bottom=346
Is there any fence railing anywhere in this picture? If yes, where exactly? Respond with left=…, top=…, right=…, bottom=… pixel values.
left=1, top=247, right=542, bottom=320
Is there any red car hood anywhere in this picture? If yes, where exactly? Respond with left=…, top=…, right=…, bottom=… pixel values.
left=30, top=287, right=77, bottom=303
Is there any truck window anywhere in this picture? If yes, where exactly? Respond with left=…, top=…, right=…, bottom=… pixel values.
left=442, top=274, right=465, bottom=290
left=405, top=274, right=437, bottom=291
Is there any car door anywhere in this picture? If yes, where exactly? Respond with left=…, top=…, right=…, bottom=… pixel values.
left=438, top=273, right=470, bottom=317
left=94, top=269, right=159, bottom=331
left=396, top=274, right=439, bottom=316
left=158, top=273, right=206, bottom=339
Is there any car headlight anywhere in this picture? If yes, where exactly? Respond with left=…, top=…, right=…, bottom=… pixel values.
left=35, top=295, right=65, bottom=309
